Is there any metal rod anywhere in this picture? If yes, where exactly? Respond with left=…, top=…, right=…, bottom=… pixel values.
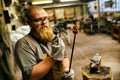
left=69, top=33, right=76, bottom=72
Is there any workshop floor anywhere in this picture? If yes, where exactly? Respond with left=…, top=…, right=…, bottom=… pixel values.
left=63, top=30, right=120, bottom=80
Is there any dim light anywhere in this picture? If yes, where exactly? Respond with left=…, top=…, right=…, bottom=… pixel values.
left=60, top=0, right=78, bottom=2
left=32, top=0, right=53, bottom=5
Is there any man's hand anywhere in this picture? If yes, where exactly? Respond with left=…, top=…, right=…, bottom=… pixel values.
left=51, top=38, right=65, bottom=61
left=62, top=68, right=74, bottom=80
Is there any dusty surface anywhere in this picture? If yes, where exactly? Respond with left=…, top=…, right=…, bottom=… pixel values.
left=62, top=30, right=120, bottom=80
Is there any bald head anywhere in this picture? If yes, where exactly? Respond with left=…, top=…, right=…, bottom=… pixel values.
left=25, top=6, right=45, bottom=20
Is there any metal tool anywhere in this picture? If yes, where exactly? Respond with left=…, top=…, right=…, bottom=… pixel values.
left=69, top=25, right=78, bottom=72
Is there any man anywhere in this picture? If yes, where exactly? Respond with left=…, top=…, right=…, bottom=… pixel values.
left=14, top=6, right=74, bottom=80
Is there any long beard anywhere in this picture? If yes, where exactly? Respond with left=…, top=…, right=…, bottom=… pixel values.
left=38, top=26, right=54, bottom=42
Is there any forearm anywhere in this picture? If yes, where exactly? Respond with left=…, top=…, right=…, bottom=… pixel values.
left=30, top=57, right=55, bottom=80
left=62, top=58, right=70, bottom=69
left=62, top=58, right=74, bottom=80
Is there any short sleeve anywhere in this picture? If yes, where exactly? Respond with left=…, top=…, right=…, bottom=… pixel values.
left=14, top=37, right=41, bottom=80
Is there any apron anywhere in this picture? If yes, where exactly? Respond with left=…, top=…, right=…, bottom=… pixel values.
left=40, top=44, right=63, bottom=80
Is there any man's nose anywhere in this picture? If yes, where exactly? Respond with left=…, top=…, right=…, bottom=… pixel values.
left=41, top=20, right=45, bottom=25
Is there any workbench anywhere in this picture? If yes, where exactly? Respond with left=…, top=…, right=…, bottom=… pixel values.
left=82, top=65, right=113, bottom=80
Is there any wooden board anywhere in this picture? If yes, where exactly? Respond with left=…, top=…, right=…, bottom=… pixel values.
left=46, top=9, right=55, bottom=21
left=55, top=8, right=65, bottom=20
left=64, top=7, right=75, bottom=19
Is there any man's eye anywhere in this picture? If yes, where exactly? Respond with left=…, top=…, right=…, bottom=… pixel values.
left=32, top=18, right=42, bottom=22
left=31, top=17, right=49, bottom=22
left=44, top=17, right=49, bottom=20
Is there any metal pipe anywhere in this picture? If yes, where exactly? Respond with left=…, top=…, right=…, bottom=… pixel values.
left=69, top=26, right=78, bottom=72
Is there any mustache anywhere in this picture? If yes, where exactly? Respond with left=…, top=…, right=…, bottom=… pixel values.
left=41, top=25, right=48, bottom=29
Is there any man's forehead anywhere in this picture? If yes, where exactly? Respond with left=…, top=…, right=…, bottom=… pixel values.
left=30, top=9, right=48, bottom=18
